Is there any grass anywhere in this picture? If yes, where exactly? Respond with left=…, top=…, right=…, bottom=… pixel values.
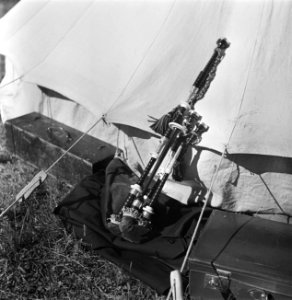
left=0, top=119, right=166, bottom=300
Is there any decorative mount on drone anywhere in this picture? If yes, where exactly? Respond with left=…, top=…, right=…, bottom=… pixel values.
left=107, top=38, right=230, bottom=243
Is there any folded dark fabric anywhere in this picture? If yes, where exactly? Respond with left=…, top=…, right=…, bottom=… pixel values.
left=54, top=158, right=211, bottom=294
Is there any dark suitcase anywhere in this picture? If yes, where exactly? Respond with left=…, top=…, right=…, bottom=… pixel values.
left=188, top=210, right=292, bottom=300
left=4, top=112, right=115, bottom=184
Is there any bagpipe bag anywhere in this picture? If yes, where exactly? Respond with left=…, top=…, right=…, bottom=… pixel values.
left=54, top=157, right=211, bottom=294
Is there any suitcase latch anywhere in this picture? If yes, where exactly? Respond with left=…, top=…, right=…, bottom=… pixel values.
left=248, top=289, right=269, bottom=300
left=204, top=269, right=231, bottom=291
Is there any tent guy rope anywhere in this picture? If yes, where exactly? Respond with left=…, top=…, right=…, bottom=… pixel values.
left=0, top=1, right=177, bottom=219
left=166, top=148, right=227, bottom=300
left=0, top=0, right=177, bottom=218
left=0, top=116, right=103, bottom=218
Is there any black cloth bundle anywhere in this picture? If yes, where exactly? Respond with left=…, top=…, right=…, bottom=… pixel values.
left=54, top=157, right=211, bottom=294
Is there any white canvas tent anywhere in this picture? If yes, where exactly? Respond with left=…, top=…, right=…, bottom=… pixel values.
left=0, top=0, right=292, bottom=222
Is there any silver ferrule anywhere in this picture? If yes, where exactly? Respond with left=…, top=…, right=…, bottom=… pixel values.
left=142, top=206, right=154, bottom=220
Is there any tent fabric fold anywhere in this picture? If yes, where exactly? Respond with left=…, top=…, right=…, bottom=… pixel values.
left=1, top=0, right=292, bottom=221
left=1, top=0, right=292, bottom=157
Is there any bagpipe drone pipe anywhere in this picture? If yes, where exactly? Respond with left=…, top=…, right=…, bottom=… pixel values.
left=107, top=38, right=230, bottom=243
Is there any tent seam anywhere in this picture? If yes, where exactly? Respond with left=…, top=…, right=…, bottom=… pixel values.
left=0, top=0, right=51, bottom=44
left=0, top=0, right=96, bottom=91
left=104, top=0, right=178, bottom=117
left=225, top=0, right=267, bottom=151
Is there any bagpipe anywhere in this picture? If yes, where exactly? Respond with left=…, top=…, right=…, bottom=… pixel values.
left=107, top=38, right=230, bottom=243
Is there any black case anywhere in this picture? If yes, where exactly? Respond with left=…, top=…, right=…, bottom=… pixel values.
left=188, top=210, right=292, bottom=300
left=5, top=112, right=115, bottom=184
